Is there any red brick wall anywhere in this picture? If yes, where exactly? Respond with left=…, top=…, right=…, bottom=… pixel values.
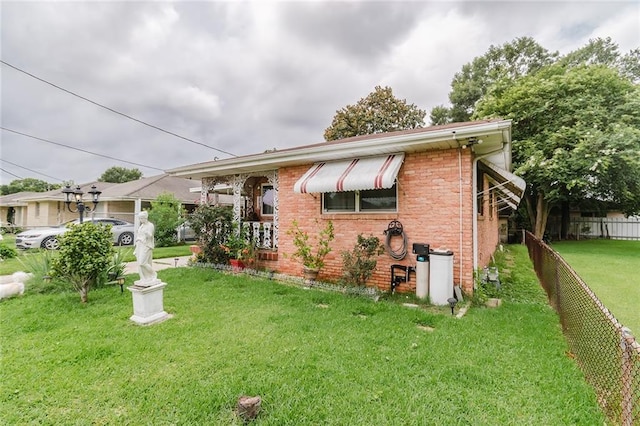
left=276, top=149, right=495, bottom=294
left=477, top=174, right=500, bottom=270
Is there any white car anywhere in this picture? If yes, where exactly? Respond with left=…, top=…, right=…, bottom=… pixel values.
left=15, top=218, right=135, bottom=250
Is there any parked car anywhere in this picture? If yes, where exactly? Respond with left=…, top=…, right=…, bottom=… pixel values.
left=176, top=222, right=196, bottom=242
left=15, top=218, right=135, bottom=250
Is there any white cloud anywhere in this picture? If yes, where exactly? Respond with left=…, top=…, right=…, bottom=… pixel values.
left=1, top=1, right=638, bottom=185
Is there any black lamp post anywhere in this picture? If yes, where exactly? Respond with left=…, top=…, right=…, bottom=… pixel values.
left=62, top=184, right=101, bottom=223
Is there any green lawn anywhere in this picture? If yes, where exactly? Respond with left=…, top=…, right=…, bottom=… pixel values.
left=0, top=245, right=604, bottom=424
left=0, top=233, right=192, bottom=276
left=551, top=239, right=640, bottom=334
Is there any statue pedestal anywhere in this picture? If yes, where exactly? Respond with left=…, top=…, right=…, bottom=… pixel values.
left=128, top=280, right=170, bottom=325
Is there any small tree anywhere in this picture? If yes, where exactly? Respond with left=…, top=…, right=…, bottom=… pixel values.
left=287, top=220, right=335, bottom=271
left=341, top=234, right=384, bottom=286
left=50, top=222, right=114, bottom=303
left=148, top=193, right=186, bottom=247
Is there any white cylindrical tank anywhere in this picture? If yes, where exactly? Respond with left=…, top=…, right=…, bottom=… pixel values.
left=415, top=259, right=429, bottom=299
left=429, top=249, right=454, bottom=305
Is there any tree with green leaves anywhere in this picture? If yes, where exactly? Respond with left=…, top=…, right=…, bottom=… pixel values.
left=98, top=167, right=142, bottom=183
left=1, top=178, right=61, bottom=195
left=188, top=204, right=234, bottom=264
left=429, top=105, right=452, bottom=126
left=324, top=86, right=426, bottom=141
left=440, top=36, right=638, bottom=124
left=476, top=64, right=640, bottom=238
left=148, top=193, right=186, bottom=247
left=446, top=37, right=558, bottom=123
left=50, top=222, right=114, bottom=303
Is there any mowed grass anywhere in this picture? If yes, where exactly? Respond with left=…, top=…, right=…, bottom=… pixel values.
left=0, top=246, right=604, bottom=425
left=551, top=239, right=640, bottom=334
left=0, top=234, right=192, bottom=276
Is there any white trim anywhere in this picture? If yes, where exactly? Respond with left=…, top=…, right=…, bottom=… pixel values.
left=167, top=120, right=512, bottom=179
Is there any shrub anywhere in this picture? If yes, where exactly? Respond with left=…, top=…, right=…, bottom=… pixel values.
left=50, top=222, right=114, bottom=303
left=341, top=234, right=384, bottom=286
left=148, top=193, right=186, bottom=247
left=0, top=243, right=18, bottom=260
left=188, top=204, right=233, bottom=264
left=287, top=220, right=334, bottom=270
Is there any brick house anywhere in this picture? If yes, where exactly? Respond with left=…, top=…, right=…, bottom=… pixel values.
left=168, top=119, right=525, bottom=294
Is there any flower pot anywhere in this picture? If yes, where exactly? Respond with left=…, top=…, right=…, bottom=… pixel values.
left=230, top=259, right=245, bottom=271
left=190, top=245, right=202, bottom=255
left=303, top=266, right=319, bottom=284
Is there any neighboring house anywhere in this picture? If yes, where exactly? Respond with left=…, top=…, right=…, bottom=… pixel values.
left=0, top=191, right=39, bottom=229
left=168, top=119, right=526, bottom=294
left=8, top=174, right=203, bottom=229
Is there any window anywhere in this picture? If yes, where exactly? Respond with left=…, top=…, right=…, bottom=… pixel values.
left=35, top=202, right=40, bottom=218
left=261, top=184, right=274, bottom=216
left=476, top=171, right=485, bottom=216
left=323, top=184, right=397, bottom=213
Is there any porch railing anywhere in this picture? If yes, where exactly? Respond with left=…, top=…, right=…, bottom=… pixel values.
left=242, top=221, right=275, bottom=249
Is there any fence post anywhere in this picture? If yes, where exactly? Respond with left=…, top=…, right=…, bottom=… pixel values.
left=621, top=327, right=635, bottom=426
left=554, top=254, right=562, bottom=321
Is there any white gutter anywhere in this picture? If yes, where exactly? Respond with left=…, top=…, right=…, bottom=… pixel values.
left=167, top=120, right=512, bottom=178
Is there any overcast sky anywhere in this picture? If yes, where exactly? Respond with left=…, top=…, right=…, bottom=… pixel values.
left=1, top=1, right=638, bottom=186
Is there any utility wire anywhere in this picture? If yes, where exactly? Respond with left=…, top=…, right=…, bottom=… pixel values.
left=1, top=60, right=237, bottom=158
left=1, top=127, right=165, bottom=172
left=0, top=158, right=65, bottom=182
left=0, top=167, right=23, bottom=180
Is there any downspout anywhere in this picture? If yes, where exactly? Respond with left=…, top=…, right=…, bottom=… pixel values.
left=458, top=148, right=464, bottom=291
left=472, top=148, right=506, bottom=284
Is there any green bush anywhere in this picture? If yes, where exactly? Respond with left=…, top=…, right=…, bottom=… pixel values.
left=287, top=219, right=335, bottom=270
left=341, top=234, right=384, bottom=286
left=188, top=204, right=233, bottom=264
left=148, top=193, right=186, bottom=247
left=50, top=222, right=114, bottom=303
left=0, top=243, right=18, bottom=260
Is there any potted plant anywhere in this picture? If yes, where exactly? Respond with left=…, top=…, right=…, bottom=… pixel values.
left=223, top=225, right=254, bottom=271
left=287, top=219, right=334, bottom=282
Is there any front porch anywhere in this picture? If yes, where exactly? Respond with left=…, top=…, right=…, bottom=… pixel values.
left=199, top=171, right=280, bottom=264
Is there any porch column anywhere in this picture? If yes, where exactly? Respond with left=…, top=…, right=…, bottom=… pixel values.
left=232, top=174, right=249, bottom=223
left=267, top=170, right=279, bottom=248
left=134, top=198, right=142, bottom=239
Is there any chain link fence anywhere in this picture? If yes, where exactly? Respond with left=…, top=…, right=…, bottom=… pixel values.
left=525, top=231, right=639, bottom=425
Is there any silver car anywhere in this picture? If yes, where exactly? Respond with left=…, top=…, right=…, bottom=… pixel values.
left=15, top=218, right=135, bottom=250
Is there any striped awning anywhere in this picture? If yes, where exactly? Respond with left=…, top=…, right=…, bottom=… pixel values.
left=294, top=153, right=404, bottom=194
left=479, top=159, right=527, bottom=210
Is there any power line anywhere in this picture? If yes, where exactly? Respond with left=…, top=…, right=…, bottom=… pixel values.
left=0, top=158, right=65, bottom=182
left=1, top=127, right=166, bottom=171
left=1, top=60, right=237, bottom=158
left=0, top=167, right=23, bottom=180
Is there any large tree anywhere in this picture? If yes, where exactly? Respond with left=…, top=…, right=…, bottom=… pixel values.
left=324, top=86, right=426, bottom=141
left=476, top=64, right=640, bottom=238
left=446, top=37, right=558, bottom=123
left=440, top=36, right=639, bottom=124
left=0, top=178, right=61, bottom=195
left=98, top=166, right=142, bottom=183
